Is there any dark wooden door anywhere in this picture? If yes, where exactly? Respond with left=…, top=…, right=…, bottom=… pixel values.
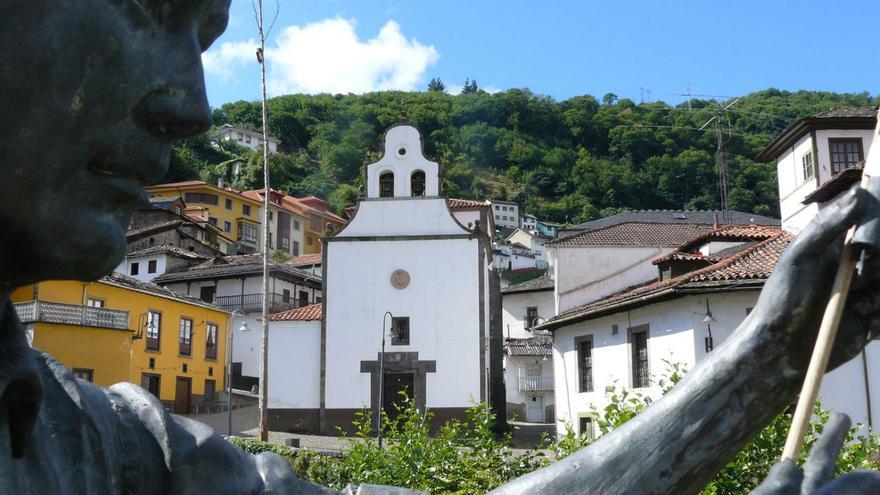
left=141, top=373, right=160, bottom=399
left=204, top=379, right=216, bottom=402
left=382, top=372, right=414, bottom=420
left=174, top=377, right=191, bottom=414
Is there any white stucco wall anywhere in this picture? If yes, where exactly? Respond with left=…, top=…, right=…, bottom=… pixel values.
left=116, top=254, right=168, bottom=283
left=339, top=199, right=469, bottom=237
left=553, top=291, right=880, bottom=435
left=502, top=290, right=555, bottom=340
left=325, top=238, right=483, bottom=409
left=553, top=245, right=672, bottom=314
left=814, top=129, right=874, bottom=183
left=268, top=320, right=321, bottom=408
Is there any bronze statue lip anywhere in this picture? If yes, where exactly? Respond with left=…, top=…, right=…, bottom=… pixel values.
left=87, top=155, right=156, bottom=209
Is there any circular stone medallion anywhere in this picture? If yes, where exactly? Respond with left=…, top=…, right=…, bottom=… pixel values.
left=390, top=269, right=411, bottom=289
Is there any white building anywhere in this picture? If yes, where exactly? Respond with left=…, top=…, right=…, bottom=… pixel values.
left=266, top=125, right=503, bottom=434
left=506, top=228, right=549, bottom=268
left=757, top=108, right=875, bottom=233
left=214, top=124, right=281, bottom=154
left=521, top=213, right=537, bottom=232
left=116, top=245, right=210, bottom=283
left=501, top=275, right=555, bottom=423
left=153, top=254, right=322, bottom=391
left=547, top=210, right=780, bottom=315
left=491, top=200, right=521, bottom=230
left=492, top=243, right=540, bottom=272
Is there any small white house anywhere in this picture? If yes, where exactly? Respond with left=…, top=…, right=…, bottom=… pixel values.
left=757, top=107, right=876, bottom=233
left=521, top=214, right=537, bottom=231
left=267, top=304, right=323, bottom=428
left=505, top=228, right=549, bottom=267
left=214, top=124, right=281, bottom=154
left=501, top=275, right=555, bottom=423
left=116, top=245, right=210, bottom=282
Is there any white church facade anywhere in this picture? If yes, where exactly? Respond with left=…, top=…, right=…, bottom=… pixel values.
left=266, top=125, right=504, bottom=433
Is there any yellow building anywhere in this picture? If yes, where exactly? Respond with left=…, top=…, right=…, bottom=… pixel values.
left=146, top=180, right=263, bottom=255
left=11, top=273, right=229, bottom=414
left=282, top=195, right=347, bottom=254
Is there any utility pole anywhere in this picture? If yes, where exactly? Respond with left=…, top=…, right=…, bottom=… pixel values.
left=255, top=0, right=271, bottom=442
left=685, top=84, right=692, bottom=112
left=639, top=87, right=651, bottom=104
left=699, top=98, right=739, bottom=224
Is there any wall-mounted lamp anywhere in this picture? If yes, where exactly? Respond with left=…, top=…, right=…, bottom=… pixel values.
left=703, top=300, right=715, bottom=353
left=134, top=312, right=156, bottom=340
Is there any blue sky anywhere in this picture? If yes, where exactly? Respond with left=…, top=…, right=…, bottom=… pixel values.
left=204, top=0, right=879, bottom=108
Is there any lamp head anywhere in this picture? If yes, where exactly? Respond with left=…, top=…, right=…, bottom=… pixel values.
left=239, top=321, right=249, bottom=333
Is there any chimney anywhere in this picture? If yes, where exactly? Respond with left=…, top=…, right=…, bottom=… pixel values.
left=713, top=212, right=720, bottom=230
left=218, top=179, right=225, bottom=189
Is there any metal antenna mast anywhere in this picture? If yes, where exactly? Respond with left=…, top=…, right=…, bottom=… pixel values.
left=699, top=98, right=740, bottom=224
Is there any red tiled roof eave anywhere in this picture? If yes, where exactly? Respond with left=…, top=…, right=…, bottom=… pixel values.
left=270, top=303, right=322, bottom=321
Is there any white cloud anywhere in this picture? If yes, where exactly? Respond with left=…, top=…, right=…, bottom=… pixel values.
left=202, top=39, right=257, bottom=81
left=203, top=17, right=439, bottom=95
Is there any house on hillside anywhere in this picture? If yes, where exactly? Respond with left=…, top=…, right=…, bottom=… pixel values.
left=146, top=180, right=264, bottom=255
left=117, top=245, right=211, bottom=283
left=242, top=188, right=308, bottom=257
left=282, top=195, right=347, bottom=255
left=490, top=200, right=520, bottom=230
left=757, top=107, right=876, bottom=233
left=547, top=210, right=780, bottom=315
left=153, top=254, right=322, bottom=390
left=501, top=275, right=555, bottom=423
left=286, top=253, right=322, bottom=276
left=266, top=124, right=503, bottom=434
left=505, top=228, right=550, bottom=268
left=127, top=201, right=230, bottom=257
left=214, top=124, right=281, bottom=154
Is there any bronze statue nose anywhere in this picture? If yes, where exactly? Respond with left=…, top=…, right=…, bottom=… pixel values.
left=134, top=85, right=212, bottom=140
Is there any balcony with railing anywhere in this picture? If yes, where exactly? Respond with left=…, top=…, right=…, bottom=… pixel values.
left=212, top=293, right=307, bottom=313
left=14, top=300, right=129, bottom=331
left=517, top=376, right=554, bottom=392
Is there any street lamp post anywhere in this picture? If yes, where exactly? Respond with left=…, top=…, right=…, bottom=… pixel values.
left=378, top=311, right=394, bottom=447
left=227, top=309, right=248, bottom=436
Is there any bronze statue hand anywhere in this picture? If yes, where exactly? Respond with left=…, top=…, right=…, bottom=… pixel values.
left=751, top=413, right=880, bottom=494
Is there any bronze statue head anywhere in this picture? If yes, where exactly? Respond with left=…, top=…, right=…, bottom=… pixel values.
left=0, top=0, right=231, bottom=292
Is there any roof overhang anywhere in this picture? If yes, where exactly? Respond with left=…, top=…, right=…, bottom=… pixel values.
left=757, top=116, right=876, bottom=161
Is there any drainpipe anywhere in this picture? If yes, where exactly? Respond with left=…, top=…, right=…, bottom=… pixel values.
left=863, top=349, right=873, bottom=428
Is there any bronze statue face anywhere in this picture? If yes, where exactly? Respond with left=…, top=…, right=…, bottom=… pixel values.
left=0, top=0, right=230, bottom=290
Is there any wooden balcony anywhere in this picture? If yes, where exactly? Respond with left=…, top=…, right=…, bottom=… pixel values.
left=212, top=293, right=307, bottom=313
left=518, top=376, right=554, bottom=392
left=14, top=300, right=129, bottom=331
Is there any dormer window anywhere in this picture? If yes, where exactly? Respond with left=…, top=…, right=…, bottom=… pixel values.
left=411, top=170, right=426, bottom=197
left=380, top=172, right=394, bottom=198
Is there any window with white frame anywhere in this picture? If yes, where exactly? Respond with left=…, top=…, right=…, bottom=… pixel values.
left=802, top=151, right=815, bottom=182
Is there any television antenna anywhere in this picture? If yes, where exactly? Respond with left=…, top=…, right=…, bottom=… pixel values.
left=699, top=98, right=740, bottom=224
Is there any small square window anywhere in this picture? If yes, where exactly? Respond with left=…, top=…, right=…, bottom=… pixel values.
left=208, top=366, right=213, bottom=376
left=391, top=317, right=410, bottom=345
left=293, top=220, right=301, bottom=231
left=130, top=262, right=139, bottom=275
left=224, top=221, right=232, bottom=232
left=225, top=198, right=232, bottom=209
left=579, top=417, right=594, bottom=440
left=147, top=259, right=157, bottom=273
left=148, top=358, right=155, bottom=369
left=182, top=363, right=188, bottom=373
left=243, top=204, right=251, bottom=216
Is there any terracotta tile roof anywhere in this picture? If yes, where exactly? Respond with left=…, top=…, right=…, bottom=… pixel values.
left=286, top=253, right=322, bottom=267
left=153, top=254, right=321, bottom=284
left=504, top=334, right=552, bottom=357
left=652, top=224, right=782, bottom=264
left=270, top=303, right=322, bottom=321
left=103, top=272, right=224, bottom=311
left=126, top=245, right=211, bottom=261
left=564, top=210, right=780, bottom=233
left=502, top=275, right=554, bottom=294
left=543, top=232, right=793, bottom=329
left=447, top=198, right=488, bottom=209
left=550, top=222, right=718, bottom=247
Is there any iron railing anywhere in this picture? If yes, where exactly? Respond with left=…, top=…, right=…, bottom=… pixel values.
left=518, top=376, right=554, bottom=392
left=14, top=300, right=129, bottom=331
left=212, top=293, right=306, bottom=313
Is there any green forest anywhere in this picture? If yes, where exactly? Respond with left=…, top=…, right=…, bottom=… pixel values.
left=166, top=87, right=878, bottom=224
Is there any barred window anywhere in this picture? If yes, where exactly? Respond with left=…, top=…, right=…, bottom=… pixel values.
left=631, top=328, right=650, bottom=388
left=379, top=172, right=394, bottom=198
left=577, top=338, right=593, bottom=392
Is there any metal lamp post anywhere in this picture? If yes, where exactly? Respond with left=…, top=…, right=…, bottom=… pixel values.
left=378, top=311, right=394, bottom=447
left=227, top=309, right=248, bottom=436
left=703, top=300, right=716, bottom=353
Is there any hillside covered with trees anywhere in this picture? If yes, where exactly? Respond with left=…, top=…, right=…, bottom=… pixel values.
left=166, top=88, right=878, bottom=224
